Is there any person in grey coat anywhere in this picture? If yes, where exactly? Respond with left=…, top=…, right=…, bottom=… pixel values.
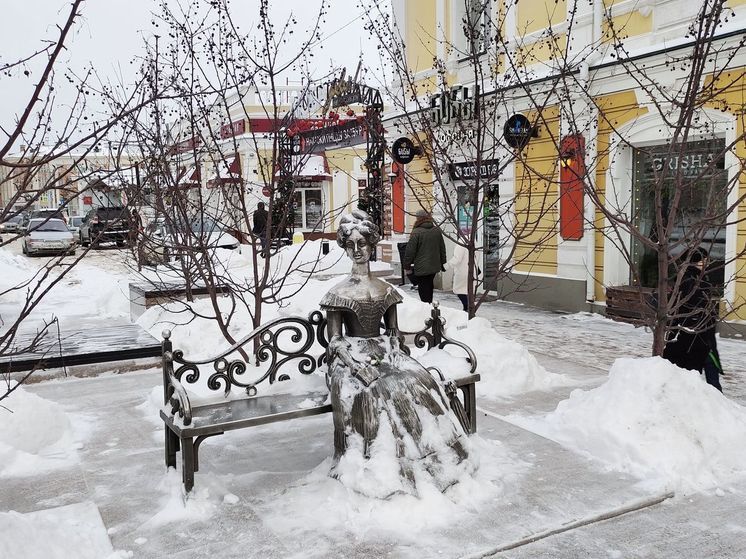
left=404, top=209, right=446, bottom=303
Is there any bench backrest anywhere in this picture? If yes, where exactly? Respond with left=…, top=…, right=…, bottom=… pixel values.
left=161, top=303, right=476, bottom=404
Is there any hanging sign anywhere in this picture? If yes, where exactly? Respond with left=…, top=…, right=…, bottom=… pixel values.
left=503, top=114, right=536, bottom=149
left=448, top=159, right=500, bottom=181
left=392, top=137, right=417, bottom=164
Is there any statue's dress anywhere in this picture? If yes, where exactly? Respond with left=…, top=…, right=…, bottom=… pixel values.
left=321, top=275, right=471, bottom=497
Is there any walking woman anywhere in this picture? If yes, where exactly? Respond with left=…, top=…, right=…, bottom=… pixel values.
left=404, top=209, right=446, bottom=303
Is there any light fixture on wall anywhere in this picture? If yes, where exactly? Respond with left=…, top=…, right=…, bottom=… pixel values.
left=560, top=148, right=576, bottom=169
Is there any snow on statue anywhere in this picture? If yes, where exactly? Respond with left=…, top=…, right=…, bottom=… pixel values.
left=321, top=210, right=475, bottom=498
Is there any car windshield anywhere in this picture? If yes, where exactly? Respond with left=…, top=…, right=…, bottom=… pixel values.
left=7, top=216, right=22, bottom=224
left=96, top=207, right=129, bottom=220
left=71, top=217, right=84, bottom=227
left=30, top=219, right=68, bottom=232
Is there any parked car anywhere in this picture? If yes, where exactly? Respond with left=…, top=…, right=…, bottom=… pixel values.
left=79, top=206, right=131, bottom=248
left=31, top=208, right=68, bottom=225
left=67, top=215, right=86, bottom=239
left=0, top=215, right=24, bottom=233
left=22, top=218, right=75, bottom=256
left=141, top=214, right=240, bottom=266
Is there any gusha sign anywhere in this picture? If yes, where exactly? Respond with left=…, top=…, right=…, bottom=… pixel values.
left=430, top=85, right=479, bottom=126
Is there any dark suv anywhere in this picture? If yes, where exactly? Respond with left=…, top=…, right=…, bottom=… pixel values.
left=79, top=206, right=131, bottom=248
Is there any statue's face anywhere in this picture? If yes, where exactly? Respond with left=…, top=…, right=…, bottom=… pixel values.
left=345, top=229, right=371, bottom=264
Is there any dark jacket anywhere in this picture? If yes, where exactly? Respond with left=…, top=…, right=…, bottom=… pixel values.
left=404, top=220, right=446, bottom=276
left=252, top=208, right=268, bottom=235
left=662, top=269, right=717, bottom=372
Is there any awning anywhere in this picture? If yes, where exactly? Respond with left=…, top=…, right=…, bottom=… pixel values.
left=177, top=165, right=201, bottom=188
left=276, top=154, right=331, bottom=181
left=207, top=155, right=242, bottom=187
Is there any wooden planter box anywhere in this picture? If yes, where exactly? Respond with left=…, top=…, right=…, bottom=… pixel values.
left=605, top=285, right=655, bottom=325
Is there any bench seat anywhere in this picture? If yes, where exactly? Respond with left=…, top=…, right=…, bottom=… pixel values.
left=163, top=373, right=480, bottom=493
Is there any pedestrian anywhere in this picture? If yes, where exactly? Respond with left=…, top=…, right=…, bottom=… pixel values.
left=662, top=247, right=722, bottom=391
left=252, top=202, right=268, bottom=254
left=403, top=209, right=446, bottom=304
left=129, top=208, right=144, bottom=270
left=444, top=243, right=480, bottom=312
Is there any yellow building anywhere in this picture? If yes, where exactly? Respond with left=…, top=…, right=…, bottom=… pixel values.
left=390, top=0, right=746, bottom=335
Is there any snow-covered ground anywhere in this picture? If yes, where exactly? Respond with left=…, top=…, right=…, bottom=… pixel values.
left=2, top=238, right=746, bottom=557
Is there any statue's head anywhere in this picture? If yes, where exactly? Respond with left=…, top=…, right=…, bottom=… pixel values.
left=337, top=209, right=380, bottom=264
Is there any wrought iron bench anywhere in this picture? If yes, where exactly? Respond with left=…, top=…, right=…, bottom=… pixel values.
left=160, top=303, right=480, bottom=493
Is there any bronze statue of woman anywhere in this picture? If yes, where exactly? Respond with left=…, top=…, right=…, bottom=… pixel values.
left=321, top=210, right=472, bottom=497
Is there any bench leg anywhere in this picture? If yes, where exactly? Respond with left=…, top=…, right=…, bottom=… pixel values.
left=181, top=437, right=195, bottom=493
left=193, top=433, right=222, bottom=473
left=458, top=384, right=477, bottom=434
left=165, top=426, right=180, bottom=469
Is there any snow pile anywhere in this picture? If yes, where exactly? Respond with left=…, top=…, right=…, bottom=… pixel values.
left=0, top=502, right=119, bottom=559
left=0, top=249, right=40, bottom=303
left=255, top=436, right=525, bottom=541
left=510, top=357, right=746, bottom=493
left=0, top=387, right=81, bottom=476
left=441, top=316, right=569, bottom=398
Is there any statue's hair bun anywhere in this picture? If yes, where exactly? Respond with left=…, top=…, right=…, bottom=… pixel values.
left=337, top=209, right=380, bottom=247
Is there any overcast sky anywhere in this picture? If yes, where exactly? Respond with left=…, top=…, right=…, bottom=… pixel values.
left=1, top=0, right=384, bottom=138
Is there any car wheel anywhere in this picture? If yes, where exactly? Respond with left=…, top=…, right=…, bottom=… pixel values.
left=116, top=240, right=125, bottom=248
left=22, top=243, right=27, bottom=255
left=70, top=250, right=76, bottom=256
left=81, top=233, right=90, bottom=247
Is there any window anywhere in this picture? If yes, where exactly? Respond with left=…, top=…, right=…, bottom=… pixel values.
left=292, top=188, right=324, bottom=230
left=466, top=0, right=491, bottom=54
left=631, top=139, right=727, bottom=288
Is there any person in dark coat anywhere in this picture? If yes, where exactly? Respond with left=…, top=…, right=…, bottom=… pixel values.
left=403, top=209, right=446, bottom=303
left=662, top=248, right=722, bottom=391
left=252, top=202, right=268, bottom=253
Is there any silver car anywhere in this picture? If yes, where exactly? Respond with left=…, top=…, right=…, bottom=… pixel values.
left=0, top=215, right=23, bottom=233
left=67, top=215, right=85, bottom=239
left=22, top=218, right=76, bottom=256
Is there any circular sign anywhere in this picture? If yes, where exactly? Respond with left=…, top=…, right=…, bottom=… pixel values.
left=262, top=186, right=272, bottom=197
left=392, top=137, right=417, bottom=165
left=503, top=114, right=534, bottom=149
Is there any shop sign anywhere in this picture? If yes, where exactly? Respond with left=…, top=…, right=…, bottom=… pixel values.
left=220, top=119, right=246, bottom=139
left=448, top=159, right=500, bottom=181
left=503, top=114, right=536, bottom=149
left=430, top=85, right=478, bottom=126
left=298, top=120, right=367, bottom=154
left=392, top=137, right=417, bottom=164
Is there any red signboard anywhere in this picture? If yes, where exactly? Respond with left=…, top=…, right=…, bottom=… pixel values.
left=559, top=134, right=585, bottom=241
left=172, top=136, right=202, bottom=154
left=262, top=186, right=271, bottom=197
left=220, top=119, right=246, bottom=139
left=83, top=196, right=93, bottom=205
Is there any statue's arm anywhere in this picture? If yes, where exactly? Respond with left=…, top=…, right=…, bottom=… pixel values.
left=326, top=310, right=358, bottom=370
left=384, top=304, right=399, bottom=336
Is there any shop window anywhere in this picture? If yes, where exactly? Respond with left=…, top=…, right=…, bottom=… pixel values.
left=292, top=188, right=324, bottom=230
left=465, top=0, right=492, bottom=54
left=631, top=139, right=727, bottom=288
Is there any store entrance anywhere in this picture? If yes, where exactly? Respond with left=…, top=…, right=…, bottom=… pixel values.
left=630, top=139, right=727, bottom=290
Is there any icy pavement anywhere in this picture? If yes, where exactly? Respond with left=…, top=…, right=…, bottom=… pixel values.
left=433, top=291, right=746, bottom=407
left=3, top=294, right=745, bottom=558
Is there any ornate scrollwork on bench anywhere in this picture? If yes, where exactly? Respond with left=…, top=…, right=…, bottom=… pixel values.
left=161, top=303, right=477, bottom=426
left=162, top=311, right=328, bottom=407
left=399, top=302, right=477, bottom=375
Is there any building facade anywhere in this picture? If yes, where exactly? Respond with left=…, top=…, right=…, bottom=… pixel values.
left=391, top=0, right=746, bottom=333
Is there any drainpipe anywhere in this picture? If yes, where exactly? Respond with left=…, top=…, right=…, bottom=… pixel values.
left=584, top=1, right=603, bottom=305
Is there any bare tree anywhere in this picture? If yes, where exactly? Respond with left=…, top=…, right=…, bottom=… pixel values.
left=552, top=0, right=746, bottom=355
left=363, top=0, right=570, bottom=318
left=0, top=0, right=161, bottom=399
left=118, top=0, right=353, bottom=353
